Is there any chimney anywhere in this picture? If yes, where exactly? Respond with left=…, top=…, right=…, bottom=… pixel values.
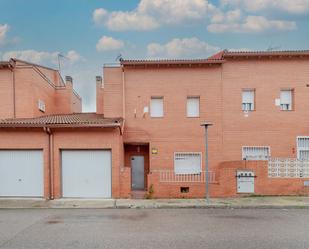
left=96, top=76, right=104, bottom=114
left=96, top=76, right=102, bottom=87
left=65, top=76, right=73, bottom=84
left=65, top=76, right=73, bottom=89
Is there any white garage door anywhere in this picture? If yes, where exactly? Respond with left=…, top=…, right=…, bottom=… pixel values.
left=0, top=150, right=44, bottom=197
left=61, top=150, right=111, bottom=198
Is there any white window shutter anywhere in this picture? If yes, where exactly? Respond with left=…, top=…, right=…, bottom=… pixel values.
left=242, top=146, right=270, bottom=160
left=150, top=98, right=164, bottom=117
left=297, top=137, right=309, bottom=160
left=280, top=90, right=292, bottom=104
left=242, top=90, right=254, bottom=110
left=174, top=153, right=201, bottom=174
left=187, top=97, right=200, bottom=117
left=280, top=90, right=292, bottom=110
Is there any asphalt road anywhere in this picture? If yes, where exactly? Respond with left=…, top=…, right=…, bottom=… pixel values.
left=0, top=208, right=308, bottom=249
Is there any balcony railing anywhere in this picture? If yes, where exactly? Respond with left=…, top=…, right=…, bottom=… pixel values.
left=268, top=158, right=309, bottom=178
left=152, top=170, right=216, bottom=183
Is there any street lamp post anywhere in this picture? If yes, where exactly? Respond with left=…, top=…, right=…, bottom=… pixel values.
left=200, top=122, right=213, bottom=202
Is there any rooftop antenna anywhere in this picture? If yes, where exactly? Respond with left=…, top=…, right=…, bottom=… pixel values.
left=57, top=53, right=68, bottom=75
left=115, top=53, right=123, bottom=62
left=267, top=44, right=281, bottom=51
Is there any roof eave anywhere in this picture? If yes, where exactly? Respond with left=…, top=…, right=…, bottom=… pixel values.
left=0, top=123, right=121, bottom=129
left=224, top=51, right=309, bottom=58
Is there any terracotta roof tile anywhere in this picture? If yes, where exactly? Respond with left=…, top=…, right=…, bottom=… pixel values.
left=120, top=58, right=224, bottom=66
left=207, top=50, right=226, bottom=60
left=120, top=50, right=309, bottom=66
left=224, top=50, right=309, bottom=57
left=0, top=113, right=123, bottom=128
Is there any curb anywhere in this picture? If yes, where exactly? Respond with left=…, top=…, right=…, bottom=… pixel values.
left=1, top=198, right=309, bottom=209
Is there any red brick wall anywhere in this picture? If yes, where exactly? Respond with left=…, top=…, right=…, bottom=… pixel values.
left=0, top=61, right=82, bottom=119
left=222, top=58, right=309, bottom=161
left=103, top=65, right=223, bottom=173
left=0, top=128, right=124, bottom=199
left=96, top=81, right=104, bottom=114
left=0, top=129, right=50, bottom=198
left=0, top=69, right=14, bottom=118
left=52, top=128, right=123, bottom=198
left=216, top=161, right=309, bottom=197
left=102, top=67, right=123, bottom=118
left=101, top=57, right=309, bottom=198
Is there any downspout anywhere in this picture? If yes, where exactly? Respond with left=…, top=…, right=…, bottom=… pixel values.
left=44, top=127, right=54, bottom=200
left=122, top=65, right=126, bottom=119
left=121, top=66, right=126, bottom=198
left=12, top=67, right=16, bottom=118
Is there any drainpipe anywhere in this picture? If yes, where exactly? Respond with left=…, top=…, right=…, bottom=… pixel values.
left=122, top=66, right=125, bottom=119
left=10, top=65, right=16, bottom=118
left=44, top=127, right=54, bottom=200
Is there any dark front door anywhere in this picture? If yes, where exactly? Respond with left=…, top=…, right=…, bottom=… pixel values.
left=131, top=156, right=144, bottom=190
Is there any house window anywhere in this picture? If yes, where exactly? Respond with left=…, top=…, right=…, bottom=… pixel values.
left=150, top=97, right=164, bottom=117
left=38, top=99, right=46, bottom=112
left=297, top=137, right=309, bottom=160
left=174, top=152, right=201, bottom=175
left=242, top=90, right=255, bottom=111
left=280, top=90, right=293, bottom=111
left=242, top=146, right=270, bottom=160
left=187, top=97, right=200, bottom=117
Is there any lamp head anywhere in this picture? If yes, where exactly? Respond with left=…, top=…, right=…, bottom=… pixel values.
left=200, top=122, right=213, bottom=127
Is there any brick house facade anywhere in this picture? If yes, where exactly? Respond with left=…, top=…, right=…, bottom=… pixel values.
left=1, top=51, right=309, bottom=199
left=98, top=50, right=309, bottom=198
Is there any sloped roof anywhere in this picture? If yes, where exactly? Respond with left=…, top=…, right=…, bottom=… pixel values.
left=210, top=50, right=309, bottom=60
left=119, top=50, right=309, bottom=66
left=0, top=113, right=123, bottom=128
left=120, top=57, right=224, bottom=66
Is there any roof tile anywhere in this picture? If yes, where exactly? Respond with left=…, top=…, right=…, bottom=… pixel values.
left=0, top=113, right=123, bottom=128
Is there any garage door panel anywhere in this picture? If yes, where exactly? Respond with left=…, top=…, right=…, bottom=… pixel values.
left=0, top=150, right=44, bottom=197
left=62, top=150, right=111, bottom=198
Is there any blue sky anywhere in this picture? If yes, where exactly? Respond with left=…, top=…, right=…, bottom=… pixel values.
left=0, top=0, right=308, bottom=111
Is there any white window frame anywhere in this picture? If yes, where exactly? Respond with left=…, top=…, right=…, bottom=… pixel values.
left=242, top=89, right=255, bottom=111
left=186, top=96, right=200, bottom=118
left=280, top=89, right=293, bottom=111
left=242, top=146, right=271, bottom=161
left=297, top=136, right=309, bottom=160
left=150, top=97, right=164, bottom=118
left=174, top=152, right=202, bottom=175
left=38, top=99, right=46, bottom=112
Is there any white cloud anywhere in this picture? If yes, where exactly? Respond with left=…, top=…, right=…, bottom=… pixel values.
left=96, top=36, right=124, bottom=52
left=93, top=0, right=213, bottom=31
left=2, top=50, right=82, bottom=65
left=92, top=0, right=299, bottom=34
left=93, top=8, right=108, bottom=25
left=105, top=11, right=158, bottom=31
left=0, top=24, right=9, bottom=45
left=208, top=15, right=296, bottom=33
left=66, top=50, right=83, bottom=63
left=138, top=0, right=209, bottom=24
left=147, top=37, right=220, bottom=59
left=220, top=0, right=309, bottom=14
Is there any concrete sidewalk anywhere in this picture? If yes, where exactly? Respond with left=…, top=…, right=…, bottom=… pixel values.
left=1, top=196, right=309, bottom=209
